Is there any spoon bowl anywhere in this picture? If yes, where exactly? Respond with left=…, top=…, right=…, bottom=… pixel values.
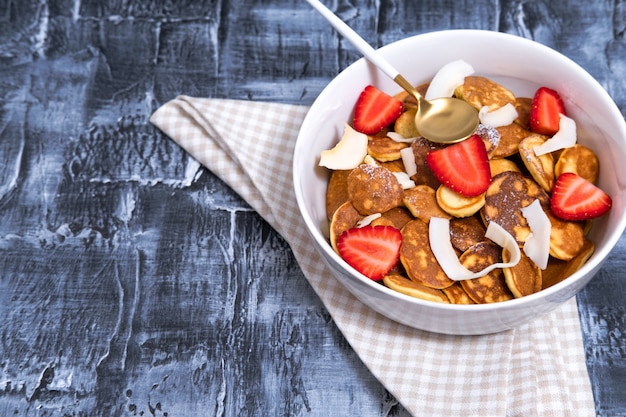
left=307, top=0, right=479, bottom=143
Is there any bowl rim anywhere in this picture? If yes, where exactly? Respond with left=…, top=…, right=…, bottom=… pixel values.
left=293, top=29, right=626, bottom=313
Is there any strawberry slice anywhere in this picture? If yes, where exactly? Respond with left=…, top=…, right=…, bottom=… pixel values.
left=425, top=134, right=491, bottom=197
left=336, top=225, right=402, bottom=280
left=551, top=172, right=612, bottom=221
left=530, top=86, right=567, bottom=136
left=353, top=85, right=403, bottom=135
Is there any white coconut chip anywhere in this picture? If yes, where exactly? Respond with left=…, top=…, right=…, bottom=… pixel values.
left=425, top=59, right=475, bottom=100
left=387, top=131, right=418, bottom=144
left=429, top=217, right=521, bottom=281
left=520, top=199, right=551, bottom=270
left=400, top=147, right=418, bottom=177
left=533, top=114, right=577, bottom=156
left=319, top=123, right=368, bottom=170
left=478, top=103, right=519, bottom=128
left=357, top=213, right=382, bottom=228
left=392, top=171, right=416, bottom=190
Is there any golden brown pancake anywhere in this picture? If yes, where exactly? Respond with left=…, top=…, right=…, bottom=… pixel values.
left=449, top=215, right=487, bottom=252
left=403, top=185, right=452, bottom=223
left=460, top=241, right=514, bottom=303
left=400, top=219, right=454, bottom=289
left=455, top=75, right=517, bottom=111
left=325, top=169, right=351, bottom=220
left=542, top=239, right=595, bottom=289
left=481, top=171, right=550, bottom=245
left=554, top=144, right=600, bottom=184
left=503, top=251, right=542, bottom=298
left=368, top=133, right=409, bottom=162
left=436, top=185, right=486, bottom=218
left=514, top=97, right=532, bottom=129
left=547, top=210, right=586, bottom=261
left=383, top=274, right=449, bottom=303
left=489, top=158, right=521, bottom=177
left=409, top=137, right=445, bottom=189
left=442, top=282, right=476, bottom=304
left=493, top=122, right=532, bottom=158
left=518, top=134, right=555, bottom=192
left=347, top=164, right=404, bottom=215
left=393, top=107, right=420, bottom=138
left=371, top=206, right=414, bottom=230
left=329, top=201, right=363, bottom=252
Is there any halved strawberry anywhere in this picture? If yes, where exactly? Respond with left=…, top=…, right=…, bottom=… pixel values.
left=551, top=172, right=612, bottom=221
left=425, top=134, right=491, bottom=197
left=353, top=85, right=403, bottom=135
left=529, top=86, right=567, bottom=136
left=336, top=225, right=402, bottom=280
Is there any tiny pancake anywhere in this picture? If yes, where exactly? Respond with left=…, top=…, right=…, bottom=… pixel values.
left=489, top=158, right=521, bottom=177
left=329, top=201, right=363, bottom=252
left=493, top=122, right=532, bottom=158
left=543, top=239, right=595, bottom=289
left=403, top=185, right=452, bottom=223
left=381, top=159, right=406, bottom=173
left=393, top=107, right=420, bottom=138
left=436, top=185, right=485, bottom=218
left=503, top=250, right=542, bottom=298
left=454, top=75, right=517, bottom=111
left=518, top=134, right=555, bottom=192
left=555, top=144, right=600, bottom=183
left=547, top=210, right=586, bottom=261
left=347, top=164, right=404, bottom=215
left=368, top=132, right=409, bottom=162
left=326, top=169, right=351, bottom=220
left=383, top=274, right=449, bottom=303
left=442, top=282, right=476, bottom=304
left=481, top=171, right=550, bottom=245
left=514, top=97, right=532, bottom=129
left=371, top=206, right=414, bottom=230
left=460, top=241, right=514, bottom=303
left=449, top=215, right=487, bottom=252
left=400, top=219, right=454, bottom=289
left=409, top=137, right=444, bottom=189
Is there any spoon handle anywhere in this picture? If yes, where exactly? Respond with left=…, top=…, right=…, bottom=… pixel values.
left=306, top=0, right=400, bottom=80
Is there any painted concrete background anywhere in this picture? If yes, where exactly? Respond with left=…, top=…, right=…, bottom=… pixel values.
left=1, top=0, right=625, bottom=415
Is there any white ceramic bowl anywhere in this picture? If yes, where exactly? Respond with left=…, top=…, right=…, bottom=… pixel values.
left=293, top=30, right=626, bottom=335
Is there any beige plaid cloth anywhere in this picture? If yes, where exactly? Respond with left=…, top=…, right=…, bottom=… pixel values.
left=150, top=96, right=596, bottom=417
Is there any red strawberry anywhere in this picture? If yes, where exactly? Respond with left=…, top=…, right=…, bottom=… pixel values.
left=425, top=134, right=491, bottom=197
left=551, top=172, right=612, bottom=221
left=336, top=225, right=402, bottom=280
left=353, top=85, right=403, bottom=135
left=530, top=86, right=567, bottom=136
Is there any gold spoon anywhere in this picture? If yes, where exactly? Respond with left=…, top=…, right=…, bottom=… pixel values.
left=307, top=0, right=479, bottom=143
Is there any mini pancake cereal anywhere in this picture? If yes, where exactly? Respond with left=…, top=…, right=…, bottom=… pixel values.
left=319, top=60, right=613, bottom=304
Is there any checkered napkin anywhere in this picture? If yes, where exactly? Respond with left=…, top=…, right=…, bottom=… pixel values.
left=150, top=96, right=595, bottom=417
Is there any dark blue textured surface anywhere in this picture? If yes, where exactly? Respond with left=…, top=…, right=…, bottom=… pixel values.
left=1, top=1, right=625, bottom=415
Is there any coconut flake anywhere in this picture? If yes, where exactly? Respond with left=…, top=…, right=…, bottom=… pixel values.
left=478, top=103, right=518, bottom=128
left=400, top=147, right=418, bottom=177
left=357, top=213, right=382, bottom=227
left=363, top=154, right=378, bottom=166
left=319, top=123, right=368, bottom=170
left=393, top=171, right=416, bottom=190
left=387, top=131, right=418, bottom=144
left=533, top=114, right=577, bottom=156
left=520, top=199, right=551, bottom=269
left=429, top=217, right=521, bottom=281
left=425, top=60, right=475, bottom=100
